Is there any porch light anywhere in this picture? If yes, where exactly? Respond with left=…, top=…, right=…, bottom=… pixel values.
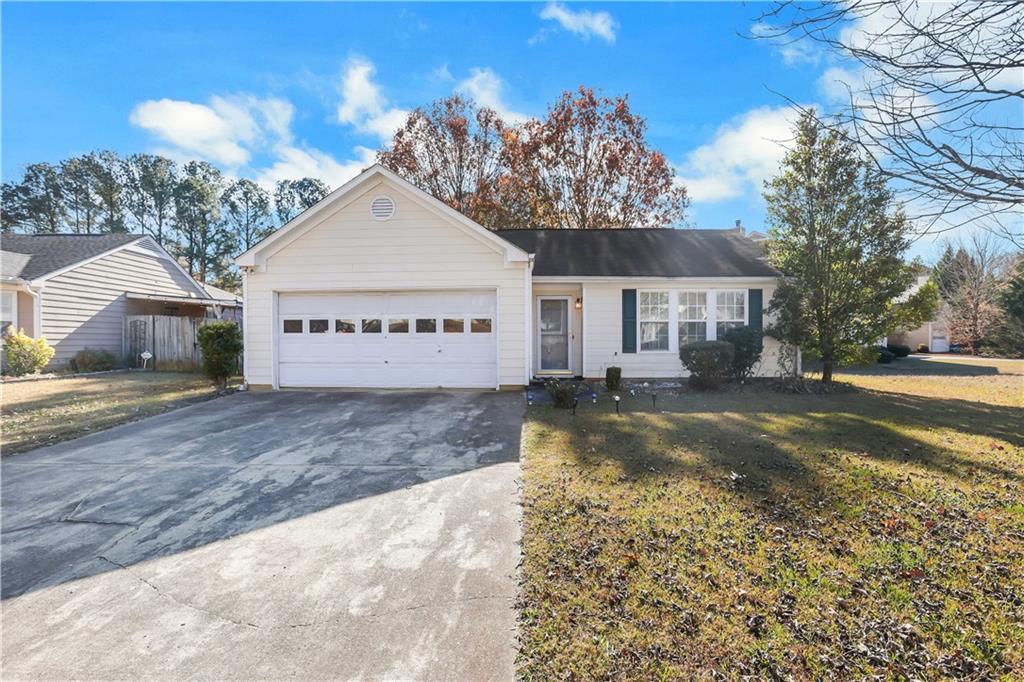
left=575, top=297, right=582, bottom=309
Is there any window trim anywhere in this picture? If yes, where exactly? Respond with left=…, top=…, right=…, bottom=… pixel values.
left=637, top=289, right=671, bottom=353
left=713, top=289, right=748, bottom=340
left=677, top=290, right=708, bottom=346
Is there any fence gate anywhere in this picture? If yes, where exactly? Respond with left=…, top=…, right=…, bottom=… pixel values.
left=124, top=315, right=205, bottom=371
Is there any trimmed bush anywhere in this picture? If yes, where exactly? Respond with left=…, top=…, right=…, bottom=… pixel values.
left=545, top=379, right=579, bottom=408
left=722, top=325, right=763, bottom=380
left=605, top=366, right=622, bottom=391
left=877, top=348, right=895, bottom=364
left=197, top=321, right=242, bottom=389
left=70, top=349, right=118, bottom=373
left=679, top=340, right=734, bottom=390
left=3, top=329, right=55, bottom=376
left=886, top=344, right=911, bottom=358
left=916, top=344, right=930, bottom=353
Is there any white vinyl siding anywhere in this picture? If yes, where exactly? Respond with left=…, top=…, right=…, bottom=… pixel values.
left=38, top=245, right=206, bottom=366
left=243, top=177, right=529, bottom=388
left=580, top=282, right=785, bottom=379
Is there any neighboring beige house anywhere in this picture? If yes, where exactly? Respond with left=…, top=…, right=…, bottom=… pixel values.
left=887, top=274, right=950, bottom=352
left=1, top=234, right=241, bottom=368
left=236, top=165, right=786, bottom=390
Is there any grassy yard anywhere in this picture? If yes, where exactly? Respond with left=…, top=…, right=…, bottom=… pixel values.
left=1, top=372, right=234, bottom=455
left=518, top=358, right=1023, bottom=679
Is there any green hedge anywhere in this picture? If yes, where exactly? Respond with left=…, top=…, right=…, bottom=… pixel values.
left=679, top=340, right=734, bottom=390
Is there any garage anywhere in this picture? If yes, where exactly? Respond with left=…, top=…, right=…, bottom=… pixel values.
left=277, top=290, right=498, bottom=388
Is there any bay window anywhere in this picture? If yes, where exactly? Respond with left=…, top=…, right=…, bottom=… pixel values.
left=639, top=291, right=670, bottom=351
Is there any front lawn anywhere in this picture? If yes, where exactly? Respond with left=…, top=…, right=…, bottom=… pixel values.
left=518, top=359, right=1023, bottom=679
left=1, top=371, right=234, bottom=455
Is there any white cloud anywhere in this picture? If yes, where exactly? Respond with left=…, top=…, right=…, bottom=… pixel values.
left=749, top=22, right=819, bottom=65
left=431, top=63, right=454, bottom=83
left=817, top=66, right=861, bottom=104
left=677, top=106, right=801, bottom=203
left=256, top=145, right=375, bottom=190
left=539, top=2, right=617, bottom=43
left=335, top=56, right=409, bottom=142
left=132, top=90, right=374, bottom=191
left=456, top=67, right=529, bottom=124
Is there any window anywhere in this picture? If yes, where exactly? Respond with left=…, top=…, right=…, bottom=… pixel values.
left=443, top=318, right=464, bottom=333
left=309, top=319, right=329, bottom=334
left=678, top=291, right=707, bottom=345
left=389, top=318, right=409, bottom=333
left=471, top=318, right=492, bottom=333
left=336, top=319, right=355, bottom=334
left=716, top=291, right=746, bottom=338
left=639, top=291, right=669, bottom=351
left=282, top=319, right=303, bottom=334
left=164, top=306, right=180, bottom=317
left=362, top=318, right=382, bottom=333
left=1, top=292, right=16, bottom=334
left=416, top=318, right=437, bottom=333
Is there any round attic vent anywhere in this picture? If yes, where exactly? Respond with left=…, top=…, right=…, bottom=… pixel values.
left=370, top=195, right=396, bottom=221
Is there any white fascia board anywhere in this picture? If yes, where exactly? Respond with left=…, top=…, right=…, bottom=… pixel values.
left=530, top=275, right=781, bottom=285
left=235, top=164, right=530, bottom=267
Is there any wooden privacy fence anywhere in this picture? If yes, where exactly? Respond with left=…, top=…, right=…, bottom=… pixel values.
left=124, top=315, right=235, bottom=371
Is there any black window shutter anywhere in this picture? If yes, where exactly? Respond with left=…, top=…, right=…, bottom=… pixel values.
left=748, top=289, right=764, bottom=349
left=622, top=289, right=637, bottom=353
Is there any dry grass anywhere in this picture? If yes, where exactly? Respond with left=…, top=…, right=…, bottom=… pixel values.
left=1, top=372, right=235, bottom=455
left=518, top=357, right=1024, bottom=680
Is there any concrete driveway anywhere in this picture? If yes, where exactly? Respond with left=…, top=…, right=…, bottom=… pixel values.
left=1, top=390, right=523, bottom=681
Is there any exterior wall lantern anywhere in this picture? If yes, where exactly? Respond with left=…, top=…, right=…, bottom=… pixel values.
left=575, top=297, right=582, bottom=309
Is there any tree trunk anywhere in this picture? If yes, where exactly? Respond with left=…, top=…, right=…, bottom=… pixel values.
left=821, top=359, right=834, bottom=383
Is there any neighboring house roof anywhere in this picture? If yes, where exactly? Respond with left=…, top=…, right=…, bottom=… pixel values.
left=494, top=229, right=781, bottom=278
left=200, top=282, right=243, bottom=305
left=0, top=234, right=142, bottom=280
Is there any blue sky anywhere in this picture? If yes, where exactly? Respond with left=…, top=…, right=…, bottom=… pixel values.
left=2, top=1, right=949, bottom=259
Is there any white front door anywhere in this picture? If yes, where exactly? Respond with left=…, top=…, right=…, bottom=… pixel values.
left=538, top=297, right=571, bottom=373
left=277, top=291, right=497, bottom=388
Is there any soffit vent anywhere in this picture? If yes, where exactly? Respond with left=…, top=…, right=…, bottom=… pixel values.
left=370, top=195, right=396, bottom=221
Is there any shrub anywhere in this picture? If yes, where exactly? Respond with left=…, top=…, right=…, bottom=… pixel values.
left=544, top=379, right=579, bottom=408
left=679, top=340, right=734, bottom=390
left=916, top=344, right=929, bottom=353
left=196, top=321, right=242, bottom=389
left=877, top=348, right=895, bottom=364
left=886, top=344, right=911, bottom=358
left=722, top=325, right=763, bottom=380
left=3, top=329, right=55, bottom=376
left=70, top=349, right=118, bottom=373
left=605, top=366, right=622, bottom=391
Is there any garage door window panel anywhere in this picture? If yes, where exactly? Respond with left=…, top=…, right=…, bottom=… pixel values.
left=362, top=319, right=382, bottom=333
left=443, top=318, right=464, bottom=333
left=309, top=319, right=329, bottom=334
left=283, top=319, right=303, bottom=334
left=336, top=319, right=355, bottom=334
left=389, top=319, right=409, bottom=333
left=471, top=318, right=492, bottom=333
left=416, top=318, right=437, bottom=333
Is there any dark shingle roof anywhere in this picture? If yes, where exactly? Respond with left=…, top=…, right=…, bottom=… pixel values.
left=0, top=234, right=142, bottom=280
left=494, top=228, right=780, bottom=278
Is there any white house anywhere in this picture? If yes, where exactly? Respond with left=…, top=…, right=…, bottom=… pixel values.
left=236, top=165, right=786, bottom=390
left=1, top=234, right=241, bottom=368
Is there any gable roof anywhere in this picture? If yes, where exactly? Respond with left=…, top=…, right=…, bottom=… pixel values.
left=494, top=228, right=780, bottom=278
left=1, top=234, right=142, bottom=281
left=236, top=164, right=530, bottom=267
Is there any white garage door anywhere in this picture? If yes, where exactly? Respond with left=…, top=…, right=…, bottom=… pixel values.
left=277, top=291, right=497, bottom=388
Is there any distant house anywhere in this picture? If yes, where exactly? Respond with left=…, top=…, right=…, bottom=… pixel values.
left=888, top=274, right=950, bottom=353
left=1, top=234, right=242, bottom=368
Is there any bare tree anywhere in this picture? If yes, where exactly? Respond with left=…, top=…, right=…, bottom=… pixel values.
left=941, top=232, right=1012, bottom=353
left=754, top=1, right=1024, bottom=245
